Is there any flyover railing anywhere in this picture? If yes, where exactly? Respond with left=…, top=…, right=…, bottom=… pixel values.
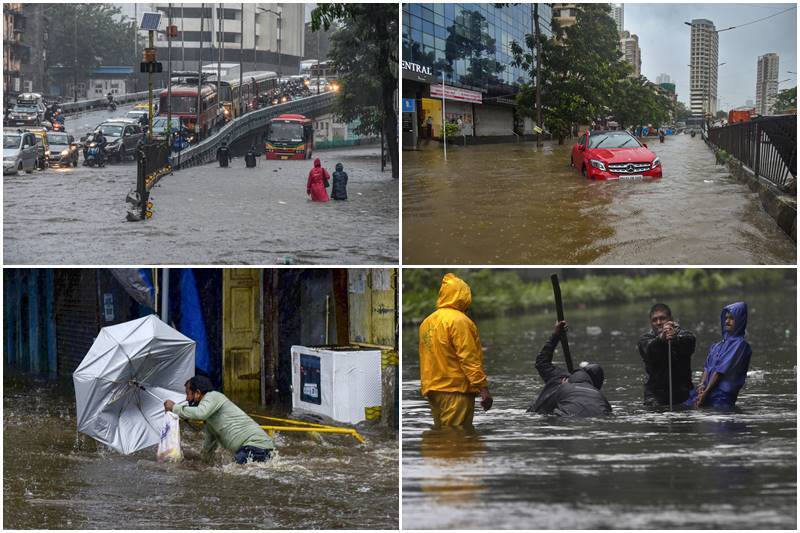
left=707, top=115, right=796, bottom=191
left=172, top=91, right=336, bottom=170
left=59, top=90, right=151, bottom=114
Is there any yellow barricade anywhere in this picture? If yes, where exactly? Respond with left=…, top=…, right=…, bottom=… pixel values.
left=248, top=413, right=366, bottom=444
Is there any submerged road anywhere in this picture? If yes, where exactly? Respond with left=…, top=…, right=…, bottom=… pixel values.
left=4, top=146, right=398, bottom=264
left=403, top=134, right=795, bottom=264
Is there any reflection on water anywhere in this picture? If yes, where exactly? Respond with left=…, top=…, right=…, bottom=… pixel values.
left=402, top=288, right=797, bottom=529
left=3, top=379, right=398, bottom=529
left=403, top=135, right=796, bottom=264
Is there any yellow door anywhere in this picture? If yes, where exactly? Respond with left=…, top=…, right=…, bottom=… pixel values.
left=348, top=269, right=396, bottom=348
left=223, top=269, right=262, bottom=404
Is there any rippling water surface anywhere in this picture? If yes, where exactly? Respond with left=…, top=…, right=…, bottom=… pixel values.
left=402, top=287, right=796, bottom=529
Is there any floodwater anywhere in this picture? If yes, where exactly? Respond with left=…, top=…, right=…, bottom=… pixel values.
left=403, top=135, right=796, bottom=264
left=3, top=378, right=398, bottom=529
left=402, top=287, right=797, bottom=529
left=4, top=102, right=398, bottom=265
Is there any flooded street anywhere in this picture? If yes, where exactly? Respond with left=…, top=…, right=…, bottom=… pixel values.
left=403, top=135, right=796, bottom=264
left=4, top=377, right=398, bottom=529
left=4, top=144, right=398, bottom=265
left=402, top=287, right=796, bottom=529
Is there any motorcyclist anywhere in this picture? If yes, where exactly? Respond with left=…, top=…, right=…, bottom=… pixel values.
left=94, top=129, right=108, bottom=163
left=106, top=92, right=116, bottom=110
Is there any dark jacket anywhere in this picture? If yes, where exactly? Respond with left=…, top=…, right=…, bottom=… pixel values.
left=216, top=145, right=231, bottom=166
left=637, top=325, right=696, bottom=405
left=527, top=333, right=612, bottom=417
left=331, top=163, right=348, bottom=200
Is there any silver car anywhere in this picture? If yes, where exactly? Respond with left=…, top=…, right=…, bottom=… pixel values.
left=3, top=129, right=37, bottom=174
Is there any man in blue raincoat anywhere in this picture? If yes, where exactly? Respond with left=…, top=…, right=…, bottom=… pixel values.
left=686, top=302, right=752, bottom=410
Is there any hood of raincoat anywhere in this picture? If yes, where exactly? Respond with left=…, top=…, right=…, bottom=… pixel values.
left=721, top=301, right=747, bottom=338
left=567, top=364, right=605, bottom=390
left=335, top=163, right=343, bottom=171
left=435, top=273, right=471, bottom=312
left=314, top=158, right=321, bottom=167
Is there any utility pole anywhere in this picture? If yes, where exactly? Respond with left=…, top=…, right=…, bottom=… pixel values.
left=181, top=5, right=185, bottom=70
left=239, top=3, right=244, bottom=115
left=73, top=6, right=78, bottom=102
left=146, top=28, right=155, bottom=143
left=534, top=3, right=542, bottom=148
left=167, top=4, right=173, bottom=145
left=197, top=3, right=204, bottom=141
left=217, top=2, right=222, bottom=118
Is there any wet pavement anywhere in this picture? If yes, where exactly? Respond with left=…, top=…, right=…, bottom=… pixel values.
left=4, top=143, right=398, bottom=264
left=403, top=135, right=796, bottom=264
left=402, top=285, right=797, bottom=529
left=3, top=377, right=398, bottom=529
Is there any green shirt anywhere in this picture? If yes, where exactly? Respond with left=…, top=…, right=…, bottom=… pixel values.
left=172, top=391, right=275, bottom=461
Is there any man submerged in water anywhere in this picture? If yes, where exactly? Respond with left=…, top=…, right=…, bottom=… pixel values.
left=164, top=376, right=275, bottom=464
left=528, top=321, right=612, bottom=416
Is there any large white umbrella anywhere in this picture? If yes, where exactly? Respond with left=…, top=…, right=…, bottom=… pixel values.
left=73, top=314, right=196, bottom=455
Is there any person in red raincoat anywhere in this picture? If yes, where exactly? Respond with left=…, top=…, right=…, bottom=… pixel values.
left=306, top=158, right=331, bottom=202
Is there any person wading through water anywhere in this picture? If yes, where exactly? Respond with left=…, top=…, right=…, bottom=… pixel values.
left=419, top=273, right=493, bottom=428
left=165, top=376, right=276, bottom=464
left=306, top=158, right=330, bottom=202
left=528, top=321, right=612, bottom=416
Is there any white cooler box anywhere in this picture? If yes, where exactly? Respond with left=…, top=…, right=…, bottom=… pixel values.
left=290, top=345, right=382, bottom=425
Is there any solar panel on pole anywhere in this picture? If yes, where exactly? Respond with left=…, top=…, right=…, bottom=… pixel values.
left=140, top=12, right=162, bottom=31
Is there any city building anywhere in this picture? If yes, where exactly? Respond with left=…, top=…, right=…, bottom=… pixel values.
left=745, top=98, right=754, bottom=107
left=658, top=82, right=678, bottom=120
left=3, top=3, right=25, bottom=97
left=688, top=18, right=719, bottom=118
left=551, top=3, right=577, bottom=30
left=755, top=52, right=779, bottom=116
left=656, top=73, right=671, bottom=85
left=401, top=3, right=552, bottom=147
left=150, top=3, right=305, bottom=77
left=619, top=30, right=641, bottom=78
left=86, top=66, right=136, bottom=98
left=611, top=4, right=624, bottom=34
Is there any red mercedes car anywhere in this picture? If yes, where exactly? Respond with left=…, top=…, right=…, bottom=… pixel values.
left=570, top=130, right=662, bottom=180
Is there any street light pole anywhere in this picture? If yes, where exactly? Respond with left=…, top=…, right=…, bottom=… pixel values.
left=197, top=3, right=204, bottom=141
left=73, top=6, right=78, bottom=102
left=167, top=4, right=173, bottom=145
left=239, top=3, right=244, bottom=115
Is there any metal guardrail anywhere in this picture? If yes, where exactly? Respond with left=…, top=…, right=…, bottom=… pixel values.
left=60, top=90, right=151, bottom=114
left=126, top=142, right=171, bottom=222
left=707, top=115, right=796, bottom=191
left=172, top=91, right=336, bottom=170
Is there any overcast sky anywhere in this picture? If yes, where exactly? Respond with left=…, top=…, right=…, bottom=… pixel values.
left=625, top=3, right=797, bottom=108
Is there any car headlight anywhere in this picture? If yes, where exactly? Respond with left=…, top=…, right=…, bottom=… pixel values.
left=61, top=149, right=69, bottom=156
left=590, top=159, right=606, bottom=171
left=45, top=150, right=51, bottom=156
left=652, top=157, right=661, bottom=169
left=89, top=142, right=97, bottom=147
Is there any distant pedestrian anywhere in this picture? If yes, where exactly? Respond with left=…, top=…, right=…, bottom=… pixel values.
left=306, top=158, right=330, bottom=202
left=331, top=162, right=348, bottom=200
left=426, top=115, right=433, bottom=139
left=245, top=145, right=257, bottom=168
left=217, top=141, right=231, bottom=168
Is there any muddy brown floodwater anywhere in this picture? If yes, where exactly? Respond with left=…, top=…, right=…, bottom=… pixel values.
left=3, top=378, right=398, bottom=529
left=403, top=135, right=796, bottom=265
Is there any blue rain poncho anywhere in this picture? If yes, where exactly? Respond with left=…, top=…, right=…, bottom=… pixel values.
left=687, top=302, right=752, bottom=409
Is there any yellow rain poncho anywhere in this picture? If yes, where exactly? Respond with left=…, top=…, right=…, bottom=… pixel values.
left=419, top=273, right=489, bottom=396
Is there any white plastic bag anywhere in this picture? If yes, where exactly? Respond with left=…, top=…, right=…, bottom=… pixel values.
left=156, top=411, right=183, bottom=462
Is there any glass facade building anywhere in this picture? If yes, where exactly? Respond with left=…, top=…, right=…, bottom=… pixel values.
left=402, top=3, right=552, bottom=97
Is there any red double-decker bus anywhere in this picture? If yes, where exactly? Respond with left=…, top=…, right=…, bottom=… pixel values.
left=159, top=82, right=222, bottom=141
left=265, top=114, right=314, bottom=160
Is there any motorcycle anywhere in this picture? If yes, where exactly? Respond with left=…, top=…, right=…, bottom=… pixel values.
left=83, top=141, right=105, bottom=167
left=107, top=101, right=117, bottom=111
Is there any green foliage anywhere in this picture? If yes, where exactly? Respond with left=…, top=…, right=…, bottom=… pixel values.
left=773, top=86, right=797, bottom=113
left=674, top=101, right=692, bottom=121
left=403, top=269, right=789, bottom=323
left=441, top=123, right=460, bottom=138
left=609, top=76, right=672, bottom=128
left=311, top=4, right=398, bottom=178
left=46, top=4, right=141, bottom=84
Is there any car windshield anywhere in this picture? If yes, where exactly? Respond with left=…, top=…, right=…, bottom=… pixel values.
left=4, top=135, right=21, bottom=148
left=96, top=124, right=124, bottom=137
left=152, top=118, right=180, bottom=131
left=268, top=122, right=304, bottom=142
left=47, top=133, right=70, bottom=145
left=13, top=106, right=37, bottom=113
left=588, top=134, right=641, bottom=149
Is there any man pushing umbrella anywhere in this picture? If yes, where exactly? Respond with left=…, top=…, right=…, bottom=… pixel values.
left=165, top=376, right=276, bottom=464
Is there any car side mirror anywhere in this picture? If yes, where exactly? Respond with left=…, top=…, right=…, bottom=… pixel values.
left=642, top=143, right=648, bottom=148
left=578, top=144, right=585, bottom=152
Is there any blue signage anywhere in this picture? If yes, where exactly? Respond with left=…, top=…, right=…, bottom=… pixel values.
left=402, top=98, right=416, bottom=113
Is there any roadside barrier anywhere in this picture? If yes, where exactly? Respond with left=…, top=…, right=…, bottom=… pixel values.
left=60, top=91, right=151, bottom=114
left=249, top=413, right=366, bottom=444
left=126, top=142, right=171, bottom=222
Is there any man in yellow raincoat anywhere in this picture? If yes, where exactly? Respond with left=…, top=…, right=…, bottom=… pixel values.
left=419, top=273, right=493, bottom=427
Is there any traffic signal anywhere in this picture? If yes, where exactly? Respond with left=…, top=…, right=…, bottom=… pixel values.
left=140, top=62, right=163, bottom=73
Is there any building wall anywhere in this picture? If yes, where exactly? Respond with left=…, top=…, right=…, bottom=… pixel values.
left=756, top=53, right=779, bottom=116
left=3, top=3, right=25, bottom=96
left=153, top=3, right=304, bottom=75
left=87, top=77, right=130, bottom=99
left=18, top=3, right=47, bottom=94
left=619, top=31, right=641, bottom=78
left=611, top=4, right=624, bottom=33
left=551, top=3, right=577, bottom=29
left=475, top=103, right=514, bottom=136
left=689, top=18, right=718, bottom=117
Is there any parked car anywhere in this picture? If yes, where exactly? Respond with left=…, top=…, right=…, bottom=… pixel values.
left=570, top=130, right=662, bottom=180
left=6, top=101, right=46, bottom=127
left=3, top=129, right=38, bottom=174
left=46, top=131, right=79, bottom=167
left=88, top=120, right=145, bottom=162
left=25, top=127, right=50, bottom=170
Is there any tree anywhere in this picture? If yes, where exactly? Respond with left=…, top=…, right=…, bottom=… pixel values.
left=45, top=4, right=142, bottom=91
left=512, top=4, right=629, bottom=143
left=311, top=4, right=398, bottom=179
left=674, top=101, right=691, bottom=122
left=609, top=76, right=672, bottom=129
left=773, top=86, right=797, bottom=113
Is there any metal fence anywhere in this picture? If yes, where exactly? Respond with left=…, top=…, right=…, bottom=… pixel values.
left=707, top=115, right=796, bottom=191
left=126, top=142, right=171, bottom=221
left=172, top=91, right=336, bottom=170
left=59, top=91, right=151, bottom=114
